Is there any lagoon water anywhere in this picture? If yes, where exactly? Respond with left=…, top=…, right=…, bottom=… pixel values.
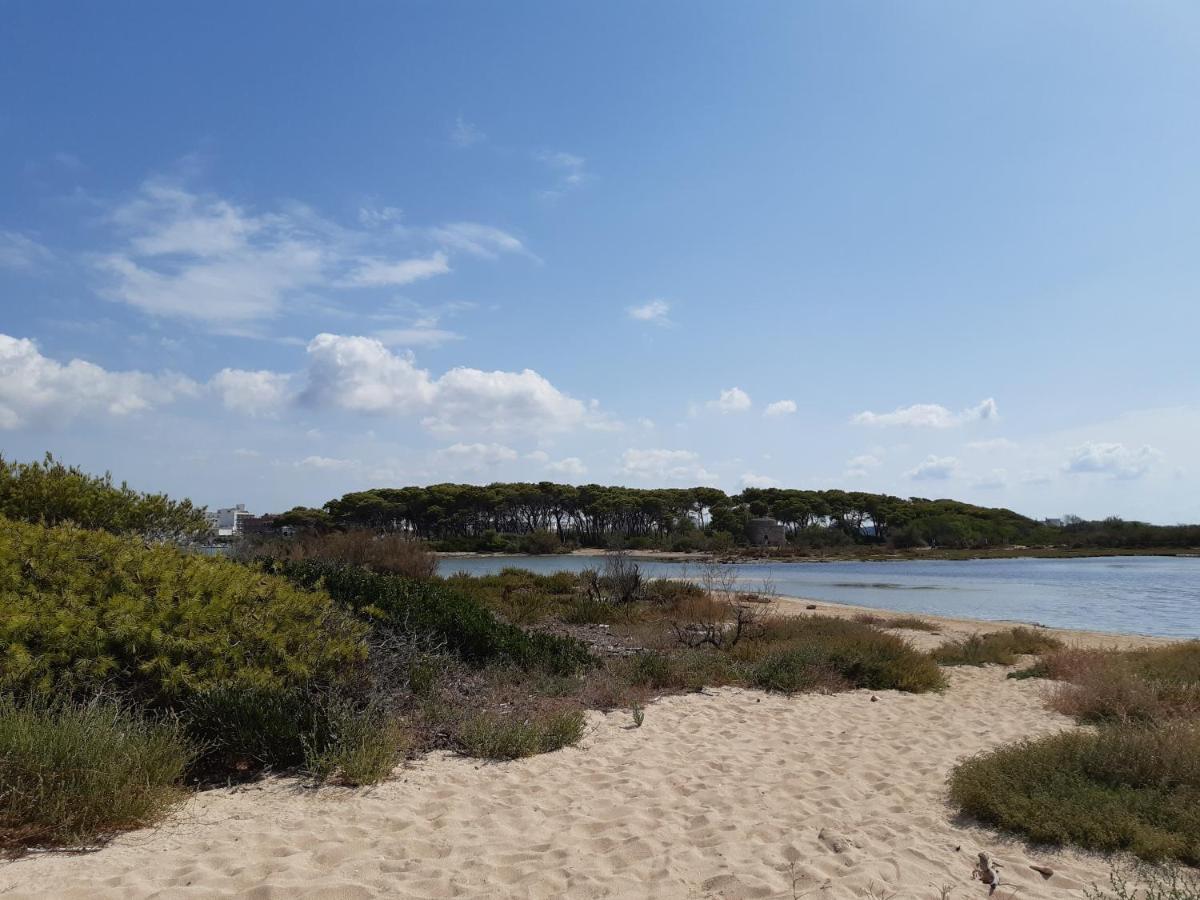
left=441, top=554, right=1200, bottom=638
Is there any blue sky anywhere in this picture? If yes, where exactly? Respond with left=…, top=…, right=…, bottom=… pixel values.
left=2, top=2, right=1198, bottom=522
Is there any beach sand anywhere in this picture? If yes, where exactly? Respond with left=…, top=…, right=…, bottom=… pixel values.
left=0, top=601, right=1173, bottom=899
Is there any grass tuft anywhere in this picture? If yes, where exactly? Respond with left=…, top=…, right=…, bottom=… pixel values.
left=0, top=697, right=191, bottom=852
left=453, top=708, right=586, bottom=759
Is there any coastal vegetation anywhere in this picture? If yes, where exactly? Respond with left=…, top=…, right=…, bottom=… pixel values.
left=952, top=641, right=1200, bottom=864
left=295, top=481, right=1200, bottom=554
left=931, top=627, right=1063, bottom=666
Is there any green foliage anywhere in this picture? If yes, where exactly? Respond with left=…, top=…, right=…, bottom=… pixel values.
left=0, top=453, right=210, bottom=540
left=949, top=724, right=1200, bottom=864
left=0, top=697, right=191, bottom=850
left=452, top=708, right=585, bottom=759
left=0, top=516, right=368, bottom=704
left=278, top=560, right=594, bottom=676
left=744, top=616, right=947, bottom=693
left=932, top=627, right=1062, bottom=666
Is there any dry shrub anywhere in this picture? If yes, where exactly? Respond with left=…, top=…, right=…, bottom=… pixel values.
left=255, top=529, right=438, bottom=579
left=1028, top=642, right=1200, bottom=724
left=853, top=613, right=939, bottom=632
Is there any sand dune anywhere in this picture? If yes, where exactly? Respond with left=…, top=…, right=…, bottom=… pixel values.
left=0, top=610, right=1163, bottom=899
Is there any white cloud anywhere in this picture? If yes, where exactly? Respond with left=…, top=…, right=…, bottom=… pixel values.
left=620, top=448, right=718, bottom=484
left=854, top=398, right=998, bottom=428
left=450, top=115, right=485, bottom=148
left=525, top=450, right=550, bottom=463
left=435, top=442, right=518, bottom=471
left=372, top=327, right=462, bottom=348
left=764, top=399, right=796, bottom=417
left=343, top=253, right=450, bottom=287
left=972, top=468, right=1008, bottom=489
left=627, top=299, right=670, bottom=324
left=537, top=150, right=589, bottom=199
left=430, top=223, right=526, bottom=259
left=93, top=178, right=511, bottom=327
left=209, top=368, right=293, bottom=417
left=845, top=454, right=882, bottom=478
left=1065, top=442, right=1161, bottom=480
left=0, top=231, right=52, bottom=270
left=907, top=455, right=960, bottom=480
left=967, top=437, right=1017, bottom=451
left=301, top=333, right=594, bottom=434
left=707, top=387, right=752, bottom=414
left=741, top=472, right=780, bottom=488
left=547, top=456, right=587, bottom=477
left=295, top=455, right=354, bottom=471
left=0, top=333, right=194, bottom=429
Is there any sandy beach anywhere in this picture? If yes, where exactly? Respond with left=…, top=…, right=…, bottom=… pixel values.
left=0, top=599, right=1172, bottom=899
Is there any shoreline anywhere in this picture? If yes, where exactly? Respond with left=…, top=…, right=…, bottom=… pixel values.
left=437, top=546, right=1200, bottom=563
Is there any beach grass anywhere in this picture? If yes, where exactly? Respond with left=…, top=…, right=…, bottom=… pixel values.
left=932, top=626, right=1062, bottom=666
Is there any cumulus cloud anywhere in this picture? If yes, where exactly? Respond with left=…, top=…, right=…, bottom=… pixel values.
left=907, top=455, right=960, bottom=480
left=621, top=448, right=718, bottom=484
left=707, top=387, right=752, bottom=414
left=854, top=398, right=998, bottom=428
left=741, top=472, right=780, bottom=488
left=301, top=333, right=595, bottom=434
left=0, top=231, right=52, bottom=270
left=764, top=400, right=796, bottom=417
left=434, top=442, right=518, bottom=471
left=210, top=368, right=293, bottom=416
left=1065, top=442, right=1161, bottom=480
left=0, top=333, right=194, bottom=429
left=627, top=300, right=670, bottom=324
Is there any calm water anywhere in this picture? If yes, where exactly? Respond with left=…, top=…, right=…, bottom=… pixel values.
left=440, top=555, right=1200, bottom=638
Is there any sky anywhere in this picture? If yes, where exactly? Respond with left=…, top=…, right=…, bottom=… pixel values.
left=1, top=2, right=1198, bottom=523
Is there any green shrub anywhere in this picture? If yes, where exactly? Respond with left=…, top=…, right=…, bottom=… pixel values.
left=279, top=560, right=593, bottom=676
left=0, top=697, right=191, bottom=850
left=453, top=708, right=585, bottom=759
left=854, top=613, right=940, bottom=633
left=949, top=724, right=1200, bottom=863
left=182, top=679, right=314, bottom=773
left=933, top=627, right=1062, bottom=666
left=0, top=453, right=209, bottom=540
left=743, top=616, right=946, bottom=693
left=0, top=517, right=367, bottom=704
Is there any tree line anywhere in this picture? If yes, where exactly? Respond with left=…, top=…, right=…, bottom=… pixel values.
left=270, top=482, right=1197, bottom=551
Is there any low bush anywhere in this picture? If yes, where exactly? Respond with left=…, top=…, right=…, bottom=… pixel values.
left=279, top=560, right=594, bottom=676
left=452, top=708, right=585, bottom=759
left=932, top=627, right=1062, bottom=666
left=0, top=517, right=367, bottom=704
left=1016, top=642, right=1200, bottom=723
left=0, top=697, right=191, bottom=851
left=853, top=613, right=939, bottom=632
left=250, top=529, right=437, bottom=579
left=742, top=616, right=946, bottom=693
left=949, top=724, right=1200, bottom=863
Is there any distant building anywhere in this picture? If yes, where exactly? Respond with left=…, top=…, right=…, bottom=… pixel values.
left=1043, top=518, right=1064, bottom=528
left=747, top=517, right=787, bottom=547
left=212, top=504, right=254, bottom=537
